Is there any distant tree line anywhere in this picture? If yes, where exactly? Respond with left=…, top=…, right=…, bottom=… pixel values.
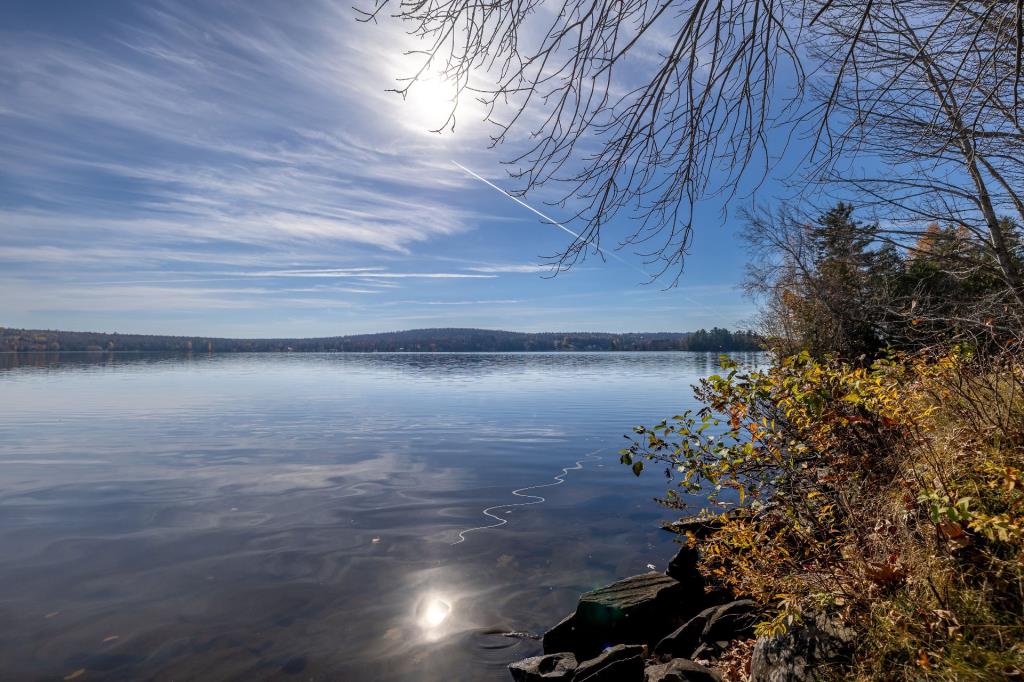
left=0, top=327, right=762, bottom=353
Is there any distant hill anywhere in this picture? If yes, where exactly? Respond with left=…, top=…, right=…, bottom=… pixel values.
left=0, top=326, right=763, bottom=353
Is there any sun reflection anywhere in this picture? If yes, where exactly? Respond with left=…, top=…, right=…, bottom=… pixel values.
left=416, top=595, right=452, bottom=630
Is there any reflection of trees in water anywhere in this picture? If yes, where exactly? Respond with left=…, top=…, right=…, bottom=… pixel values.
left=0, top=351, right=205, bottom=373
left=0, top=350, right=767, bottom=377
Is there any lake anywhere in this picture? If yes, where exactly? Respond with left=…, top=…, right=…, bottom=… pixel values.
left=0, top=352, right=760, bottom=681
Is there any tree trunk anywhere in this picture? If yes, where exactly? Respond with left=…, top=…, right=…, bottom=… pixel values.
left=904, top=19, right=1024, bottom=306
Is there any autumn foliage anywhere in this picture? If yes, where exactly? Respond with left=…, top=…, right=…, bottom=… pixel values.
left=623, top=346, right=1024, bottom=679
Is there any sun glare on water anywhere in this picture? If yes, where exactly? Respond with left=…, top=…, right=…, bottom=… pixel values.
left=417, top=595, right=452, bottom=629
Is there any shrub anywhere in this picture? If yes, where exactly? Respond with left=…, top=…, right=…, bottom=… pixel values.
left=623, top=345, right=1024, bottom=679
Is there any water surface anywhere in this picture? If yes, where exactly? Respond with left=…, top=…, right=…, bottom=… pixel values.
left=0, top=352, right=757, bottom=680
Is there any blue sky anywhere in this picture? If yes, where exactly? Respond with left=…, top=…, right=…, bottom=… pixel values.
left=0, top=0, right=766, bottom=337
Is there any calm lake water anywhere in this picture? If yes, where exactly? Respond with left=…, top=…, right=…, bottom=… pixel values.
left=0, top=352, right=760, bottom=681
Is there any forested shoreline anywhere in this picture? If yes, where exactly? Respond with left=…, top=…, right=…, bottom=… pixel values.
left=0, top=326, right=762, bottom=353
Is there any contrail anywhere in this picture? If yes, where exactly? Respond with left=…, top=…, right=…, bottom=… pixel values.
left=451, top=160, right=722, bottom=316
left=451, top=160, right=643, bottom=275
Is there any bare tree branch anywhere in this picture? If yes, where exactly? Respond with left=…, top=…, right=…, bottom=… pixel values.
left=365, top=1, right=1024, bottom=296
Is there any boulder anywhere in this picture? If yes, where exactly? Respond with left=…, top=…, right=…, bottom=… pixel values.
left=749, top=612, right=855, bottom=682
left=575, top=572, right=687, bottom=630
left=702, top=599, right=757, bottom=642
left=645, top=658, right=723, bottom=682
left=541, top=612, right=579, bottom=658
left=574, top=644, right=645, bottom=682
left=655, top=600, right=758, bottom=661
left=654, top=606, right=718, bottom=659
left=665, top=544, right=704, bottom=589
left=508, top=652, right=577, bottom=681
left=544, top=572, right=697, bottom=659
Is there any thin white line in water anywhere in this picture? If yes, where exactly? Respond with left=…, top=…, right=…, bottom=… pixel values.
left=451, top=447, right=604, bottom=545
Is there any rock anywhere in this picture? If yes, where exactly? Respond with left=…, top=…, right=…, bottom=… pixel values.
left=544, top=572, right=697, bottom=659
left=701, top=586, right=736, bottom=608
left=702, top=599, right=757, bottom=642
left=654, top=606, right=718, bottom=659
left=690, top=641, right=724, bottom=661
left=655, top=599, right=758, bottom=661
left=508, top=652, right=577, bottom=681
left=575, top=572, right=685, bottom=623
left=645, top=658, right=723, bottom=682
left=541, top=612, right=579, bottom=658
left=662, top=515, right=728, bottom=538
left=665, top=544, right=704, bottom=590
left=749, top=612, right=856, bottom=682
left=574, top=644, right=645, bottom=682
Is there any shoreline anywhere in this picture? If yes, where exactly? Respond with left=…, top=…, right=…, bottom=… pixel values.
left=508, top=517, right=851, bottom=682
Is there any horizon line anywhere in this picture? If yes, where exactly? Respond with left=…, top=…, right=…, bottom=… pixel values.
left=0, top=325, right=757, bottom=342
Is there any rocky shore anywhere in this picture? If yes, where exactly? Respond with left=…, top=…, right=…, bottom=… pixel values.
left=508, top=518, right=852, bottom=682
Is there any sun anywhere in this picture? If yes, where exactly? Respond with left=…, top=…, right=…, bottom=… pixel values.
left=401, top=76, right=465, bottom=134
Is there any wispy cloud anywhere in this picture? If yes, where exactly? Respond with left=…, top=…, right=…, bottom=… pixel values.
left=465, top=264, right=550, bottom=274
left=0, top=3, right=491, bottom=260
left=0, top=280, right=356, bottom=314
left=240, top=269, right=497, bottom=279
left=0, top=1, right=753, bottom=335
left=387, top=299, right=523, bottom=306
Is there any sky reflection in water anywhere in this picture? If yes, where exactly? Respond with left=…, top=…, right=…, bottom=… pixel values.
left=0, top=352, right=762, bottom=680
